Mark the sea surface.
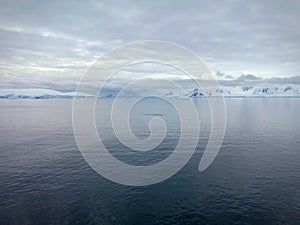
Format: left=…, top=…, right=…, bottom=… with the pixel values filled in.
left=0, top=98, right=300, bottom=225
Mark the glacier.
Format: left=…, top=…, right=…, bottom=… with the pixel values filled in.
left=183, top=85, right=300, bottom=98
left=1, top=85, right=300, bottom=99
left=0, top=89, right=94, bottom=99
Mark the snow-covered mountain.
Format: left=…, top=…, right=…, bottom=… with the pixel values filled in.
left=1, top=86, right=300, bottom=99
left=0, top=89, right=94, bottom=99
left=172, top=85, right=300, bottom=98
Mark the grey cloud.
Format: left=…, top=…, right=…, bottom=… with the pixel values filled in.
left=268, top=76, right=300, bottom=85
left=216, top=71, right=225, bottom=77
left=0, top=0, right=299, bottom=90
left=225, top=75, right=234, bottom=79
left=220, top=74, right=300, bottom=86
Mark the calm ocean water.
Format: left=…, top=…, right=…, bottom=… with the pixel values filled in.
left=0, top=98, right=300, bottom=225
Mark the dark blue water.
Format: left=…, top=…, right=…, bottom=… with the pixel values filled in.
left=0, top=98, right=300, bottom=225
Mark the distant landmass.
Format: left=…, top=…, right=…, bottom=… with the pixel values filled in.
left=0, top=89, right=94, bottom=99
left=1, top=86, right=300, bottom=99
left=187, top=85, right=300, bottom=97
left=165, top=85, right=300, bottom=98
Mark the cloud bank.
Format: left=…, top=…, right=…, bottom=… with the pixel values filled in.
left=0, top=0, right=299, bottom=92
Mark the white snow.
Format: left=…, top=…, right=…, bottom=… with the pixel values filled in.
left=1, top=86, right=300, bottom=99
left=0, top=89, right=94, bottom=99
left=168, top=85, right=300, bottom=98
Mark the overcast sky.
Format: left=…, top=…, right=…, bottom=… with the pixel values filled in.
left=0, top=0, right=299, bottom=91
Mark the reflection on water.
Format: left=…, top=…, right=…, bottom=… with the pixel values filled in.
left=0, top=98, right=300, bottom=225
